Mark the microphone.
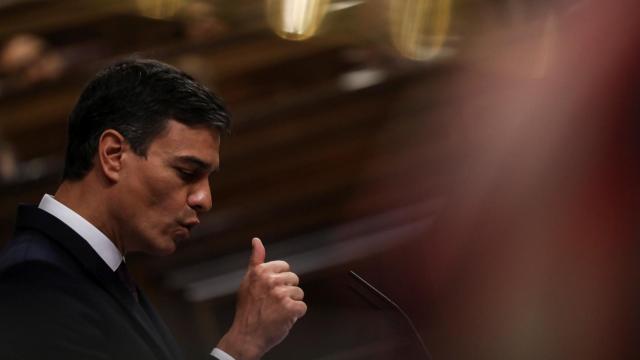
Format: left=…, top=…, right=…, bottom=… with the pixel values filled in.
left=349, top=270, right=433, bottom=360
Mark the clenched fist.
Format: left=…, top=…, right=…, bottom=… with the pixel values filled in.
left=217, top=238, right=307, bottom=360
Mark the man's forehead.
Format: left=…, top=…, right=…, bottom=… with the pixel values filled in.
left=153, top=120, right=220, bottom=148
left=149, top=120, right=221, bottom=168
left=161, top=120, right=221, bottom=140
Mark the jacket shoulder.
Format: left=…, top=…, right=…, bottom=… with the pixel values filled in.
left=0, top=228, right=78, bottom=274
left=0, top=251, right=110, bottom=359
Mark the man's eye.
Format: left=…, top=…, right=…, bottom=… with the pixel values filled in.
left=177, top=169, right=197, bottom=180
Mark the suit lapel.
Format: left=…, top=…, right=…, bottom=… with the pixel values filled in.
left=15, top=205, right=178, bottom=360
left=139, top=291, right=183, bottom=360
left=99, top=270, right=178, bottom=360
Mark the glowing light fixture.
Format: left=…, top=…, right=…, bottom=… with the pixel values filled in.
left=135, top=0, right=185, bottom=19
left=389, top=0, right=452, bottom=60
left=266, top=0, right=330, bottom=41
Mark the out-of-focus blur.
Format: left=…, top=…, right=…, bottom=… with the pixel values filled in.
left=0, top=0, right=638, bottom=359
left=266, top=0, right=330, bottom=40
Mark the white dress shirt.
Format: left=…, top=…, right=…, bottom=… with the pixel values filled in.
left=38, top=194, right=123, bottom=270
left=38, top=194, right=235, bottom=360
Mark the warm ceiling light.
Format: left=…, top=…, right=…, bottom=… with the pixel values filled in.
left=389, top=0, right=452, bottom=60
left=266, top=0, right=330, bottom=41
left=135, top=0, right=185, bottom=19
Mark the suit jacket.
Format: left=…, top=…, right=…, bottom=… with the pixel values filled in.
left=0, top=205, right=184, bottom=360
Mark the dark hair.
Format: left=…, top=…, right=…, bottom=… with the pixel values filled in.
left=62, top=58, right=231, bottom=180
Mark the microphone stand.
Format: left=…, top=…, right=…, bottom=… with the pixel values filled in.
left=349, top=270, right=433, bottom=360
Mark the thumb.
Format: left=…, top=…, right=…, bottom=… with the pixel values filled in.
left=249, top=237, right=266, bottom=267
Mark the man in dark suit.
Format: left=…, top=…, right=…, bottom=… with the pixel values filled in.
left=0, top=59, right=307, bottom=360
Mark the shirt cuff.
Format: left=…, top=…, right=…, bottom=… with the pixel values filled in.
left=210, top=347, right=236, bottom=360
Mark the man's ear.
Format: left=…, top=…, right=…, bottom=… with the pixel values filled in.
left=98, top=129, right=128, bottom=183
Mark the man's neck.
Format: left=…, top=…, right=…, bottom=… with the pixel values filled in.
left=54, top=176, right=125, bottom=254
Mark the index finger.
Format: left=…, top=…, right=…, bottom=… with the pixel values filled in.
left=259, top=260, right=291, bottom=273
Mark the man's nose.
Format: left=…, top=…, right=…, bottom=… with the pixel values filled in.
left=187, top=180, right=212, bottom=212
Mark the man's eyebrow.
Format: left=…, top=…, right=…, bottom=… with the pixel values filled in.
left=174, top=155, right=218, bottom=172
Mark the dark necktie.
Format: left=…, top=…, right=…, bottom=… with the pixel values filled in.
left=116, top=261, right=139, bottom=303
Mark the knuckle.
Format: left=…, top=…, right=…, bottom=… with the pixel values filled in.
left=271, top=286, right=286, bottom=300
left=258, top=263, right=270, bottom=274
left=266, top=273, right=277, bottom=286
left=289, top=273, right=299, bottom=285
left=297, top=301, right=308, bottom=316
left=258, top=268, right=274, bottom=282
left=277, top=260, right=290, bottom=271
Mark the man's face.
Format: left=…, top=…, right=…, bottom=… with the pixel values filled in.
left=116, top=120, right=220, bottom=255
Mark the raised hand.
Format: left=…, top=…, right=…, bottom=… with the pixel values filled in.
left=217, top=238, right=307, bottom=360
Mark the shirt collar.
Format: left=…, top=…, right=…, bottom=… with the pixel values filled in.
left=38, top=194, right=123, bottom=271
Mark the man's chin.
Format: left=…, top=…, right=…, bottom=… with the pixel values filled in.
left=153, top=243, right=177, bottom=256
left=173, top=228, right=191, bottom=246
left=142, top=230, right=189, bottom=256
left=148, top=238, right=179, bottom=256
